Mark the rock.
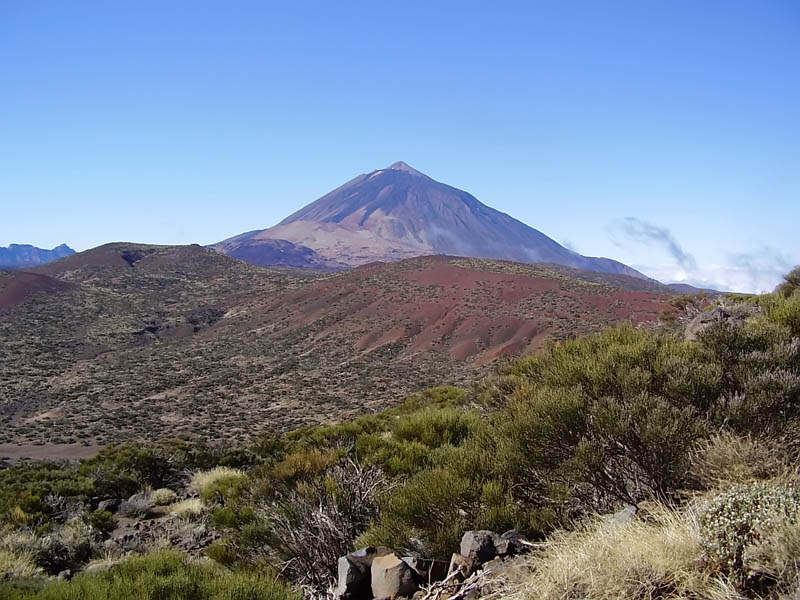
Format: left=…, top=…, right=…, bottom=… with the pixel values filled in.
left=371, top=554, right=419, bottom=600
left=495, top=530, right=527, bottom=557
left=335, top=546, right=392, bottom=600
left=118, top=493, right=154, bottom=517
left=685, top=307, right=751, bottom=340
left=447, top=552, right=473, bottom=579
left=608, top=504, right=637, bottom=526
left=84, top=560, right=119, bottom=574
left=460, top=530, right=499, bottom=564
left=57, top=569, right=71, bottom=580
left=480, top=556, right=504, bottom=572
left=402, top=556, right=448, bottom=584
left=97, top=499, right=120, bottom=513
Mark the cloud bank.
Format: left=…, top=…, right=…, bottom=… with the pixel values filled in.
left=610, top=218, right=795, bottom=294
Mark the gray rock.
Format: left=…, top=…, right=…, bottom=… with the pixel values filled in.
left=57, top=569, right=71, bottom=580
left=118, top=493, right=153, bottom=517
left=460, top=530, right=499, bottom=564
left=447, top=552, right=473, bottom=579
left=495, top=530, right=527, bottom=557
left=371, top=554, right=418, bottom=600
left=335, top=546, right=392, bottom=600
left=402, top=556, right=448, bottom=584
left=685, top=307, right=751, bottom=340
left=84, top=560, right=119, bottom=574
left=96, top=499, right=120, bottom=513
left=608, top=504, right=637, bottom=526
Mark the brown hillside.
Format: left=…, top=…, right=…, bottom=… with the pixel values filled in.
left=0, top=248, right=675, bottom=451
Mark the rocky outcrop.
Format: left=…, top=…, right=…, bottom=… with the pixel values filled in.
left=336, top=547, right=393, bottom=600
left=334, top=530, right=529, bottom=600
left=684, top=306, right=754, bottom=340
left=371, top=554, right=418, bottom=600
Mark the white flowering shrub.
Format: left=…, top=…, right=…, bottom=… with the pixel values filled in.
left=700, top=482, right=800, bottom=578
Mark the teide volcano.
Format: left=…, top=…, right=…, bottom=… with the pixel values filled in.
left=214, top=162, right=644, bottom=278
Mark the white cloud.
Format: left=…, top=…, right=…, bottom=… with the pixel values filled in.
left=610, top=218, right=796, bottom=293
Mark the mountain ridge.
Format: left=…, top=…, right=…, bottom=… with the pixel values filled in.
left=0, top=243, right=75, bottom=269
left=214, top=162, right=646, bottom=278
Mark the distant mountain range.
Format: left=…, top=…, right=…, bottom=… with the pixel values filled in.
left=213, top=162, right=646, bottom=278
left=0, top=243, right=75, bottom=270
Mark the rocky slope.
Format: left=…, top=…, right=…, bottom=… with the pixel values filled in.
left=214, top=162, right=645, bottom=277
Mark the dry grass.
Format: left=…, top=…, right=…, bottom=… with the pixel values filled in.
left=512, top=504, right=743, bottom=600
left=690, top=432, right=794, bottom=490
left=150, top=488, right=178, bottom=506
left=189, top=467, right=245, bottom=496
left=169, top=498, right=205, bottom=520
left=0, top=547, right=42, bottom=579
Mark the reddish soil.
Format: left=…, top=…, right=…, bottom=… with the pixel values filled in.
left=237, top=256, right=674, bottom=364
left=0, top=271, right=74, bottom=310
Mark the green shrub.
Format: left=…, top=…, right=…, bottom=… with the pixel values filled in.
left=87, top=510, right=115, bottom=535
left=0, top=464, right=94, bottom=525
left=79, top=445, right=168, bottom=499
left=700, top=482, right=800, bottom=581
left=0, top=550, right=300, bottom=600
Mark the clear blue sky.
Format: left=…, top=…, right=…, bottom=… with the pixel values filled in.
left=1, top=1, right=798, bottom=292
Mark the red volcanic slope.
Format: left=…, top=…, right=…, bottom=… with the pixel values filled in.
left=233, top=256, right=674, bottom=366
left=0, top=271, right=75, bottom=311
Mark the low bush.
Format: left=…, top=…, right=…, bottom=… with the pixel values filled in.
left=189, top=467, right=245, bottom=498
left=0, top=548, right=42, bottom=580
left=169, top=499, right=204, bottom=520
left=150, top=488, right=177, bottom=506
left=690, top=433, right=791, bottom=489
left=514, top=504, right=735, bottom=600
left=0, top=550, right=301, bottom=600
left=700, top=481, right=800, bottom=581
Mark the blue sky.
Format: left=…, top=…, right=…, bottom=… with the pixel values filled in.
left=1, top=1, right=798, bottom=292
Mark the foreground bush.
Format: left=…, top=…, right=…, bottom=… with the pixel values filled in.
left=513, top=504, right=737, bottom=600
left=700, top=481, right=800, bottom=581
left=0, top=550, right=300, bottom=600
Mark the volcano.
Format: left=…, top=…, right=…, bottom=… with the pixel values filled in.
left=214, top=162, right=644, bottom=278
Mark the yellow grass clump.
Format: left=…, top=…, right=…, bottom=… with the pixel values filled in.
left=169, top=498, right=205, bottom=520
left=0, top=548, right=42, bottom=579
left=189, top=467, right=245, bottom=496
left=513, top=504, right=742, bottom=600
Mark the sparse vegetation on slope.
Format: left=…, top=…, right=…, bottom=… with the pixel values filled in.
left=0, top=263, right=797, bottom=599
left=0, top=249, right=672, bottom=448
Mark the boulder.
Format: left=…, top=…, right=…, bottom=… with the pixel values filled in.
left=608, top=504, right=638, bottom=526
left=335, top=546, right=392, bottom=600
left=447, top=552, right=473, bottom=579
left=118, top=493, right=154, bottom=517
left=96, top=499, right=120, bottom=513
left=402, top=556, right=448, bottom=584
left=494, top=530, right=527, bottom=557
left=685, top=307, right=751, bottom=340
left=371, top=554, right=419, bottom=600
left=460, top=530, right=499, bottom=564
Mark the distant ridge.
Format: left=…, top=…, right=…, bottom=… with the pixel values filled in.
left=0, top=243, right=75, bottom=270
left=214, top=162, right=646, bottom=279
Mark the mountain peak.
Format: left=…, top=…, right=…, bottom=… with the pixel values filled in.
left=387, top=161, right=423, bottom=176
